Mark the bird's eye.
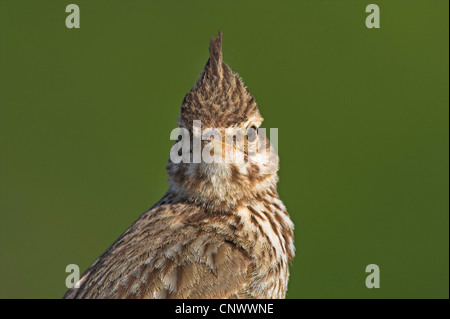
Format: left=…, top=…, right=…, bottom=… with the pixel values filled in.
left=247, top=126, right=258, bottom=143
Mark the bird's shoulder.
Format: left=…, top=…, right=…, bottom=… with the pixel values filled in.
left=64, top=201, right=255, bottom=298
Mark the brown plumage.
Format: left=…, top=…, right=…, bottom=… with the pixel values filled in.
left=63, top=31, right=294, bottom=299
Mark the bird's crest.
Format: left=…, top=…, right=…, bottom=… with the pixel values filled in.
left=179, top=30, right=262, bottom=130
left=209, top=30, right=223, bottom=77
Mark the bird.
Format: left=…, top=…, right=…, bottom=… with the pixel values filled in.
left=63, top=30, right=294, bottom=299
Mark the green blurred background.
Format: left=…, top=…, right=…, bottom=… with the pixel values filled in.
left=0, top=0, right=448, bottom=299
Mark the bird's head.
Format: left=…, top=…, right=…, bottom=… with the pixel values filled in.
left=166, top=31, right=279, bottom=209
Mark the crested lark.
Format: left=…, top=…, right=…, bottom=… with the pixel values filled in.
left=64, top=31, right=294, bottom=299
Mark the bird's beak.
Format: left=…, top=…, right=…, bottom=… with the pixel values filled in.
left=209, top=137, right=238, bottom=159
